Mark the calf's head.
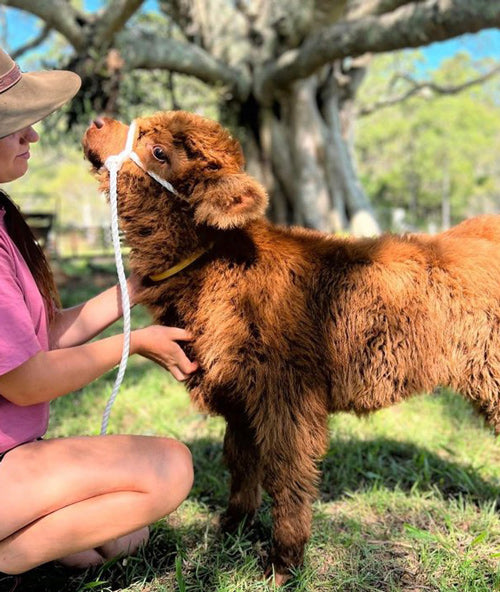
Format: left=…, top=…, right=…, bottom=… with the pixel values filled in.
left=82, top=110, right=268, bottom=230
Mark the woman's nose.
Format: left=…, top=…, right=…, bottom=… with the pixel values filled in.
left=20, top=126, right=39, bottom=143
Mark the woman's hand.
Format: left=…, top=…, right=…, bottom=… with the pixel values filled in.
left=131, top=326, right=199, bottom=382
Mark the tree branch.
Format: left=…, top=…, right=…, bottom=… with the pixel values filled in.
left=158, top=0, right=190, bottom=33
left=313, top=0, right=349, bottom=27
left=11, top=23, right=51, bottom=59
left=258, top=0, right=500, bottom=100
left=93, top=0, right=145, bottom=47
left=121, top=30, right=250, bottom=99
left=359, top=63, right=500, bottom=115
left=0, top=0, right=86, bottom=50
left=346, top=0, right=418, bottom=20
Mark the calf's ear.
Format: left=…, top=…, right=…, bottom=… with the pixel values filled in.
left=191, top=173, right=268, bottom=229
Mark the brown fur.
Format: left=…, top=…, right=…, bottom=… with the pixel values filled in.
left=83, top=111, right=500, bottom=582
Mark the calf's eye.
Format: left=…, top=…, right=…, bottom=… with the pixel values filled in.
left=152, top=146, right=168, bottom=163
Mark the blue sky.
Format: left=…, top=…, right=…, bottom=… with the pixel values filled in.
left=421, top=28, right=500, bottom=69
left=3, top=3, right=500, bottom=73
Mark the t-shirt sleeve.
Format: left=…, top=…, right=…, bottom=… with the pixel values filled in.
left=0, top=241, right=42, bottom=375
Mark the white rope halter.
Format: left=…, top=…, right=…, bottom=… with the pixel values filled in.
left=100, top=120, right=177, bottom=435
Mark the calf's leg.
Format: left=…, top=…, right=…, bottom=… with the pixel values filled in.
left=220, top=418, right=262, bottom=532
left=261, top=409, right=329, bottom=583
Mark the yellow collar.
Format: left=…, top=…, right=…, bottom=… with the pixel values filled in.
left=149, top=244, right=213, bottom=282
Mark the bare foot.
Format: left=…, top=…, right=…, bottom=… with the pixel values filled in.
left=97, top=526, right=150, bottom=559
left=58, top=549, right=105, bottom=569
left=58, top=527, right=149, bottom=569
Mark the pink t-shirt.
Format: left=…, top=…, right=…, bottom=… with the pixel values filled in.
left=0, top=208, right=50, bottom=453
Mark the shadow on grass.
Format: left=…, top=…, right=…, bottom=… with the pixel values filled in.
left=319, top=437, right=500, bottom=503
left=188, top=435, right=500, bottom=507
left=2, top=437, right=500, bottom=592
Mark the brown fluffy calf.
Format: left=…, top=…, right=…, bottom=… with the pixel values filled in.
left=83, top=111, right=500, bottom=584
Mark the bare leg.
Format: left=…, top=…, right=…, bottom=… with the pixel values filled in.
left=0, top=435, right=193, bottom=575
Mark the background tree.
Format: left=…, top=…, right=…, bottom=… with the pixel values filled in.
left=356, top=51, right=500, bottom=231
left=1, top=0, right=499, bottom=234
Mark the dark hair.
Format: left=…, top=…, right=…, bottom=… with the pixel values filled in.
left=0, top=190, right=60, bottom=317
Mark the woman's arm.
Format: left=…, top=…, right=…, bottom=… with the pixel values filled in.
left=0, top=325, right=198, bottom=406
left=49, top=277, right=139, bottom=349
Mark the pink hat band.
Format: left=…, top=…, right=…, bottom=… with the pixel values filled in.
left=0, top=47, right=81, bottom=137
left=0, top=63, right=21, bottom=93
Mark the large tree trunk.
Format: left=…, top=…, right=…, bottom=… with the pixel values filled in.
left=232, top=69, right=380, bottom=235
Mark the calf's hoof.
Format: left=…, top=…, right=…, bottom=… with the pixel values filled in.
left=264, top=565, right=291, bottom=587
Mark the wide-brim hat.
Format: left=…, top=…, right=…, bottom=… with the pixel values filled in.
left=0, top=47, right=81, bottom=138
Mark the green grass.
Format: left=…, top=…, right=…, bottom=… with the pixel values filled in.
left=2, top=267, right=500, bottom=592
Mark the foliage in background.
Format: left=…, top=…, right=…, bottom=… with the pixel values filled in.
left=356, top=51, right=500, bottom=231
left=4, top=140, right=108, bottom=232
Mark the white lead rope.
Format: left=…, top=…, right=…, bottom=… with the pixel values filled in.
left=100, top=121, right=137, bottom=435
left=100, top=121, right=179, bottom=435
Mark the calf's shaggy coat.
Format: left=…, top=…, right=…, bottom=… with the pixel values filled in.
left=83, top=111, right=500, bottom=583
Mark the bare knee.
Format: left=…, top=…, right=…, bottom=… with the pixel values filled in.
left=170, top=440, right=194, bottom=504
left=165, top=439, right=194, bottom=498
left=149, top=438, right=194, bottom=515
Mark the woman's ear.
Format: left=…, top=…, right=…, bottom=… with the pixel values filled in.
left=191, top=173, right=268, bottom=229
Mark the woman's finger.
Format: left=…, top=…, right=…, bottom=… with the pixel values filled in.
left=170, top=366, right=189, bottom=382
left=161, top=327, right=195, bottom=342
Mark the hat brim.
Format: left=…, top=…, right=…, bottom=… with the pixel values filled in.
left=0, top=69, right=81, bottom=138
